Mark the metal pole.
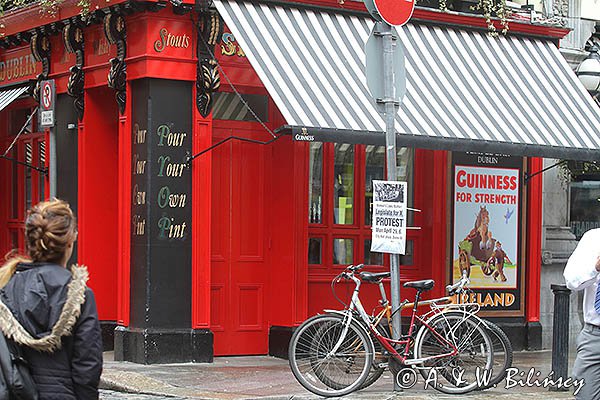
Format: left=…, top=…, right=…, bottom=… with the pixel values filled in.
left=49, top=127, right=56, bottom=197
left=550, top=284, right=571, bottom=391
left=382, top=21, right=402, bottom=364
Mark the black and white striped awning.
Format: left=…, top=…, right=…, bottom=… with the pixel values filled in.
left=0, top=86, right=28, bottom=113
left=213, top=0, right=600, bottom=161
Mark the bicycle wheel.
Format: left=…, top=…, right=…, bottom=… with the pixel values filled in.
left=309, top=313, right=384, bottom=390
left=414, top=312, right=492, bottom=394
left=478, top=320, right=513, bottom=390
left=288, top=314, right=373, bottom=397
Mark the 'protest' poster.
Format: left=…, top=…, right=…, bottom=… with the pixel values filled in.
left=371, top=180, right=407, bottom=254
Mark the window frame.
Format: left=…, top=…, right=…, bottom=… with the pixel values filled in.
left=308, top=142, right=420, bottom=276
left=2, top=102, right=46, bottom=255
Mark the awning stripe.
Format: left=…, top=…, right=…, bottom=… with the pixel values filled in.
left=535, top=41, right=600, bottom=147
left=442, top=29, right=519, bottom=143
left=0, top=86, right=27, bottom=113
left=503, top=38, right=577, bottom=148
left=214, top=0, right=600, bottom=160
left=522, top=40, right=587, bottom=147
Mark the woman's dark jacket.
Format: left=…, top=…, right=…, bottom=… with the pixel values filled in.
left=0, top=263, right=103, bottom=399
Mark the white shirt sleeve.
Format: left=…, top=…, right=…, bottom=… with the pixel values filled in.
left=564, top=229, right=600, bottom=291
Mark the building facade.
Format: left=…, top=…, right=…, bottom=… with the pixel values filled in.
left=1, top=0, right=599, bottom=363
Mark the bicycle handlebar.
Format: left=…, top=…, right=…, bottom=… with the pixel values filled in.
left=446, top=270, right=469, bottom=295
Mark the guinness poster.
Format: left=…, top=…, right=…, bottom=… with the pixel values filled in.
left=451, top=152, right=524, bottom=314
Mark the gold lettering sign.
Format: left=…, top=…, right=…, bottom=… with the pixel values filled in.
left=154, top=28, right=190, bottom=53
left=0, top=54, right=38, bottom=83
left=221, top=33, right=245, bottom=57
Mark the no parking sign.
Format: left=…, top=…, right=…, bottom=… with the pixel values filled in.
left=39, top=79, right=55, bottom=128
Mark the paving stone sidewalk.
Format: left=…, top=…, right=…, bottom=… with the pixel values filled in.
left=100, top=350, right=577, bottom=399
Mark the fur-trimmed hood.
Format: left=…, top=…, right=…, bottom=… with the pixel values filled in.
left=0, top=263, right=88, bottom=353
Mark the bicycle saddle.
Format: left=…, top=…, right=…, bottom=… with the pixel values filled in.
left=403, top=279, right=435, bottom=291
left=359, top=271, right=390, bottom=283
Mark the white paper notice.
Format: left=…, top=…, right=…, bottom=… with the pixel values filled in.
left=371, top=180, right=407, bottom=255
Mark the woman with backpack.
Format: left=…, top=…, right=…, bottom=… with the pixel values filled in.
left=0, top=198, right=102, bottom=399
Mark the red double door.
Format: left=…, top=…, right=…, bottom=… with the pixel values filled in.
left=210, top=125, right=271, bottom=356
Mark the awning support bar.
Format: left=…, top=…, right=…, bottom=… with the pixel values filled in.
left=524, top=160, right=567, bottom=184
left=187, top=134, right=285, bottom=164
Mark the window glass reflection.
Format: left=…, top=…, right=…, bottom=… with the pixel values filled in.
left=334, top=144, right=354, bottom=225
left=333, top=238, right=354, bottom=265
left=570, top=180, right=600, bottom=240
left=308, top=238, right=322, bottom=264
left=364, top=239, right=384, bottom=266
left=365, top=145, right=385, bottom=226
left=309, top=143, right=323, bottom=224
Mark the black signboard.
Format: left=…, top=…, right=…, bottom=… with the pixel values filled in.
left=130, top=79, right=192, bottom=328
left=450, top=152, right=524, bottom=315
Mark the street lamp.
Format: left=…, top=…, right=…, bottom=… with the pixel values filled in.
left=577, top=45, right=600, bottom=98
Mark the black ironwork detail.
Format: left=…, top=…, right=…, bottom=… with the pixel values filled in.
left=64, top=22, right=85, bottom=120
left=30, top=30, right=51, bottom=104
left=196, top=11, right=223, bottom=117
left=104, top=11, right=127, bottom=114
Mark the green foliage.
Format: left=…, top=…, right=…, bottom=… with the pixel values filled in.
left=558, top=160, right=600, bottom=184
left=0, top=0, right=31, bottom=15
left=472, top=0, right=509, bottom=35
left=0, top=0, right=90, bottom=18
left=418, top=0, right=510, bottom=35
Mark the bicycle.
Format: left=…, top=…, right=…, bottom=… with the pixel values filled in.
left=288, top=264, right=493, bottom=397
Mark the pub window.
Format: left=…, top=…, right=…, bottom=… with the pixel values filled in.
left=25, top=142, right=32, bottom=212
left=9, top=230, right=19, bottom=251
left=9, top=107, right=34, bottom=135
left=364, top=239, right=383, bottom=266
left=308, top=143, right=415, bottom=272
left=365, top=145, right=384, bottom=226
left=2, top=104, right=46, bottom=255
left=400, top=240, right=414, bottom=266
left=10, top=146, right=18, bottom=219
left=570, top=177, right=600, bottom=240
left=308, top=237, right=323, bottom=265
left=212, top=92, right=269, bottom=122
left=333, top=238, right=354, bottom=265
left=38, top=141, right=46, bottom=198
left=308, top=143, right=323, bottom=224
left=333, top=143, right=355, bottom=225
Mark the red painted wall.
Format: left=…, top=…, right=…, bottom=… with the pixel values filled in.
left=79, top=86, right=119, bottom=321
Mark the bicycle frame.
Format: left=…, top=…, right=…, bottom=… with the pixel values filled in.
left=325, top=275, right=458, bottom=365
left=327, top=273, right=483, bottom=368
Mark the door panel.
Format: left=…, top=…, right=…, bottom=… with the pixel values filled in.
left=211, top=126, right=269, bottom=355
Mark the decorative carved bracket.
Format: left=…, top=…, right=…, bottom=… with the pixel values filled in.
left=29, top=30, right=51, bottom=104
left=196, top=11, right=223, bottom=118
left=104, top=11, right=127, bottom=115
left=63, top=21, right=85, bottom=121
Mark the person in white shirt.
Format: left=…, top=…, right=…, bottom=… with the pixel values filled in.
left=564, top=228, right=600, bottom=400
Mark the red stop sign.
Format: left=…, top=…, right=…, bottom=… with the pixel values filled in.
left=374, top=0, right=415, bottom=26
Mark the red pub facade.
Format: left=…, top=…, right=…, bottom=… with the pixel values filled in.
left=1, top=0, right=599, bottom=363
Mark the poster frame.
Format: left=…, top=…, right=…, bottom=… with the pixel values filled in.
left=446, top=152, right=527, bottom=318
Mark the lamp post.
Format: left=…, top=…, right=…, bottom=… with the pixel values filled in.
left=577, top=44, right=600, bottom=99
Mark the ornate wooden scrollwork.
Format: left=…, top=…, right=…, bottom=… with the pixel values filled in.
left=104, top=11, right=127, bottom=114
left=30, top=30, right=51, bottom=104
left=63, top=22, right=85, bottom=120
left=196, top=11, right=223, bottom=117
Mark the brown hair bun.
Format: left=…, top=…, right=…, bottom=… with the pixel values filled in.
left=25, top=198, right=77, bottom=263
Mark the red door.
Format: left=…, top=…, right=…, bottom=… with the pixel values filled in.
left=211, top=125, right=269, bottom=355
